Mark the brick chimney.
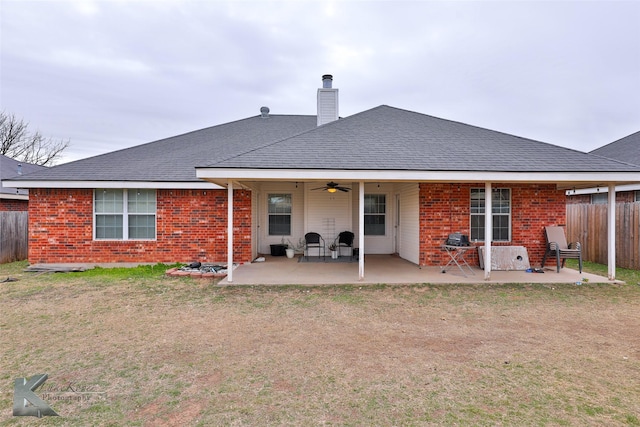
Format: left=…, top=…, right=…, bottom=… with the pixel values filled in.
left=317, top=74, right=339, bottom=126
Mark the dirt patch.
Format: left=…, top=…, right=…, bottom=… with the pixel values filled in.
left=1, top=275, right=639, bottom=425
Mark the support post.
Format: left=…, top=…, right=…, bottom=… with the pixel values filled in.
left=359, top=181, right=365, bottom=280
left=227, top=180, right=233, bottom=283
left=484, top=182, right=492, bottom=280
left=608, top=183, right=616, bottom=281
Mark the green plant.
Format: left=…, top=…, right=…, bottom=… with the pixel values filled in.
left=284, top=237, right=305, bottom=251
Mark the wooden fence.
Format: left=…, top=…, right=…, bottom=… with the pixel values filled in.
left=567, top=202, right=640, bottom=269
left=0, top=211, right=28, bottom=264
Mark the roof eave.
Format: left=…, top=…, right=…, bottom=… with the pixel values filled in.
left=2, top=180, right=224, bottom=190
left=0, top=193, right=29, bottom=200
left=196, top=168, right=640, bottom=190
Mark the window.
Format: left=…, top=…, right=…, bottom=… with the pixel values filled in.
left=268, top=193, right=291, bottom=235
left=591, top=193, right=608, bottom=204
left=94, top=189, right=156, bottom=240
left=470, top=188, right=510, bottom=242
left=364, top=194, right=386, bottom=236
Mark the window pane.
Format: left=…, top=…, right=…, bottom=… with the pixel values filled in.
left=129, top=215, right=155, bottom=239
left=493, top=189, right=510, bottom=213
left=364, top=194, right=385, bottom=214
left=470, top=214, right=484, bottom=241
left=268, top=194, right=292, bottom=235
left=364, top=194, right=386, bottom=235
left=269, top=215, right=291, bottom=235
left=96, top=215, right=123, bottom=239
left=364, top=215, right=385, bottom=235
left=470, top=188, right=510, bottom=242
left=591, top=193, right=607, bottom=204
left=493, top=214, right=510, bottom=241
left=268, top=194, right=292, bottom=214
left=470, top=189, right=485, bottom=214
left=95, top=189, right=123, bottom=214
left=128, top=189, right=156, bottom=213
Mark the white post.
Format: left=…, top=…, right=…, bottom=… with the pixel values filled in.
left=227, top=180, right=233, bottom=283
left=607, top=183, right=616, bottom=280
left=484, top=182, right=492, bottom=280
left=359, top=181, right=365, bottom=280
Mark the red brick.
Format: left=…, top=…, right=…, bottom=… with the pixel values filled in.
left=419, top=183, right=565, bottom=268
left=28, top=188, right=252, bottom=264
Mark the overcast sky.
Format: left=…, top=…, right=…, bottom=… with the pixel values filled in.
left=1, top=0, right=639, bottom=164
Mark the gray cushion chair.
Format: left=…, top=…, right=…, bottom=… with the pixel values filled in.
left=541, top=226, right=582, bottom=273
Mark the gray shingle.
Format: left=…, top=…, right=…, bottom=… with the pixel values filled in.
left=209, top=106, right=640, bottom=172
left=0, top=155, right=47, bottom=195
left=10, top=106, right=640, bottom=184
left=12, top=115, right=317, bottom=182
left=591, top=131, right=640, bottom=166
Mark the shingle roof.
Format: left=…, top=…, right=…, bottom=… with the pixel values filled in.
left=206, top=106, right=640, bottom=172
left=9, top=106, right=640, bottom=185
left=590, top=131, right=640, bottom=166
left=12, top=115, right=317, bottom=182
left=0, top=155, right=46, bottom=195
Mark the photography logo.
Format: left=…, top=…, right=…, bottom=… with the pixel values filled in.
left=13, top=373, right=58, bottom=417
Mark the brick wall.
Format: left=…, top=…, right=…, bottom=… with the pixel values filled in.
left=0, top=198, right=28, bottom=211
left=28, top=188, right=252, bottom=264
left=419, top=183, right=566, bottom=268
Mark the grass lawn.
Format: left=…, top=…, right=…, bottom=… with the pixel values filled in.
left=0, top=260, right=639, bottom=426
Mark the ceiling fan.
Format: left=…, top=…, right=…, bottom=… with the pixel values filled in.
left=312, top=181, right=351, bottom=193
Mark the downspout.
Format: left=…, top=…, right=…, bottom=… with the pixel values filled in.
left=607, top=183, right=616, bottom=280
left=227, top=179, right=233, bottom=283
left=484, top=182, right=492, bottom=280
left=359, top=181, right=365, bottom=280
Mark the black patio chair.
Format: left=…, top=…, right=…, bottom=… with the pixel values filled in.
left=333, top=231, right=355, bottom=259
left=304, top=232, right=325, bottom=261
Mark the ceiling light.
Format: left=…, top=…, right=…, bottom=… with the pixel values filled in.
left=327, top=187, right=337, bottom=193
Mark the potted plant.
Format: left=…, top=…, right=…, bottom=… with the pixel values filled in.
left=285, top=247, right=294, bottom=258
left=329, top=243, right=338, bottom=259
left=285, top=237, right=305, bottom=259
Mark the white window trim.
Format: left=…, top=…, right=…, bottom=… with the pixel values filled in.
left=267, top=192, right=292, bottom=237
left=94, top=189, right=157, bottom=241
left=364, top=193, right=387, bottom=237
left=470, top=188, right=511, bottom=242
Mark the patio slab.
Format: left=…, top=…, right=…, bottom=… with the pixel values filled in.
left=219, top=254, right=612, bottom=286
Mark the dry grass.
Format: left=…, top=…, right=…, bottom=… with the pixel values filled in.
left=0, top=261, right=639, bottom=426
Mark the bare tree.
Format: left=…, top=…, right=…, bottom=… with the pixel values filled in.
left=0, top=111, right=70, bottom=166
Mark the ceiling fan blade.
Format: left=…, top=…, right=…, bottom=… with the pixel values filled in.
left=337, top=187, right=350, bottom=192
left=311, top=186, right=327, bottom=191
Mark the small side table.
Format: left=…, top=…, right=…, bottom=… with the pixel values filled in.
left=441, top=245, right=475, bottom=277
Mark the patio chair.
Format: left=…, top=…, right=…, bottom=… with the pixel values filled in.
left=541, top=226, right=582, bottom=273
left=333, top=231, right=355, bottom=258
left=304, top=232, right=325, bottom=260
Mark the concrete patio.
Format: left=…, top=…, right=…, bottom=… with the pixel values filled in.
left=219, top=254, right=611, bottom=286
